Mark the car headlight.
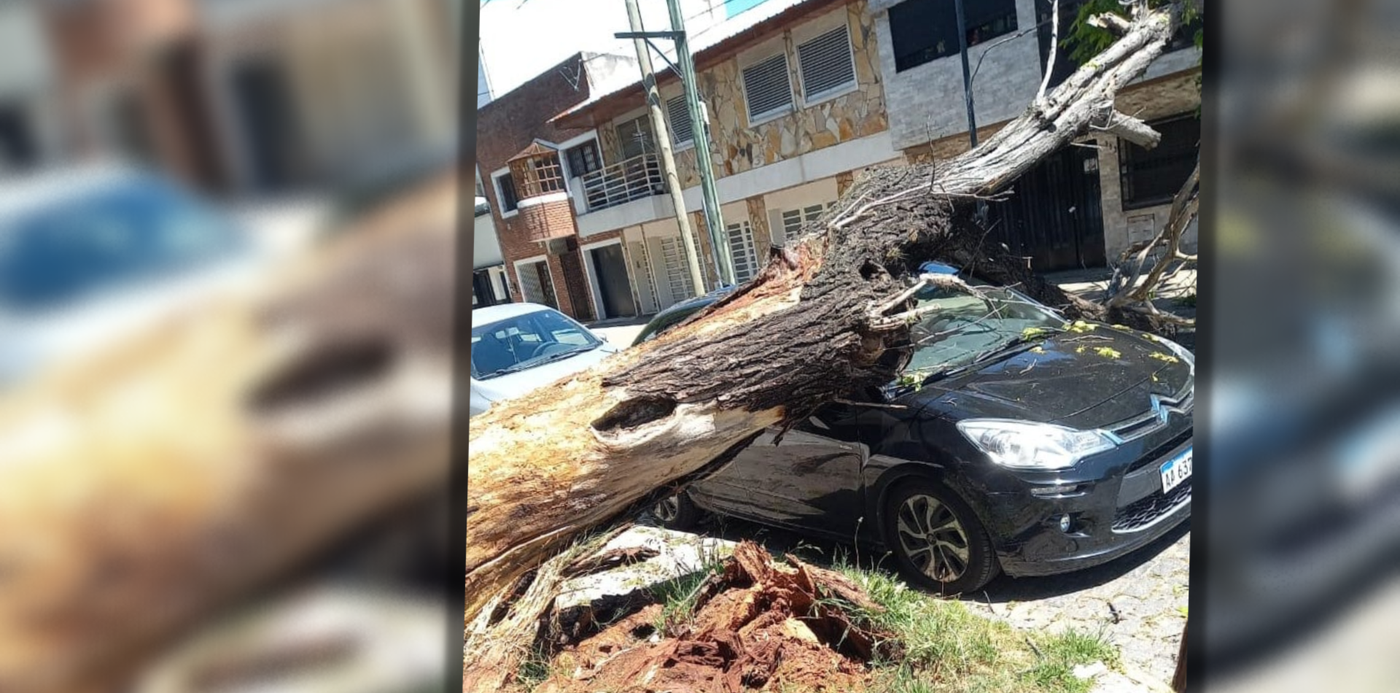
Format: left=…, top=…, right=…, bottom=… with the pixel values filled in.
left=957, top=419, right=1118, bottom=470
left=1156, top=335, right=1195, bottom=375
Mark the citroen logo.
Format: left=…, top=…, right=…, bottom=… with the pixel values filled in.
left=1150, top=393, right=1190, bottom=423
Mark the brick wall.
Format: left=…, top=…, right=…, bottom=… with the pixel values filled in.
left=40, top=0, right=211, bottom=186
left=476, top=52, right=601, bottom=321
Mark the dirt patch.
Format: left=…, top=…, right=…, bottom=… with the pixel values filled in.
left=528, top=542, right=893, bottom=693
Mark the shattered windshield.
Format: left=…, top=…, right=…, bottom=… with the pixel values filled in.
left=898, top=285, right=1067, bottom=385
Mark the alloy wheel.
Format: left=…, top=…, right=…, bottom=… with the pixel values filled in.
left=654, top=496, right=680, bottom=523
left=895, top=493, right=971, bottom=582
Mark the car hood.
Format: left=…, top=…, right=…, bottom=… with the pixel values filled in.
left=472, top=344, right=619, bottom=406
left=917, top=325, right=1193, bottom=429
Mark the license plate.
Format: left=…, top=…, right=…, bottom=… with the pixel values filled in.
left=1160, top=448, right=1193, bottom=493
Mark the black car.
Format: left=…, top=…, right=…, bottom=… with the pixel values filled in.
left=640, top=267, right=1194, bottom=594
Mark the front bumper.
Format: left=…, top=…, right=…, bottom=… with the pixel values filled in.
left=989, top=430, right=1194, bottom=578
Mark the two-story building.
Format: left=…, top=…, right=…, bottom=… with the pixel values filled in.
left=478, top=0, right=901, bottom=322
left=871, top=0, right=1202, bottom=266
left=479, top=0, right=1201, bottom=323
left=474, top=50, right=642, bottom=321
left=552, top=0, right=900, bottom=320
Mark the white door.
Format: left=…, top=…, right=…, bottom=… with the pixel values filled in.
left=725, top=221, right=760, bottom=284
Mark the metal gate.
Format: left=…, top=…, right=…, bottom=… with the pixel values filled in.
left=518, top=260, right=556, bottom=308
left=986, top=144, right=1106, bottom=272
left=658, top=237, right=695, bottom=307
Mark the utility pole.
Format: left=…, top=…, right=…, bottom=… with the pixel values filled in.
left=624, top=0, right=707, bottom=298
left=953, top=0, right=989, bottom=226
left=666, top=0, right=732, bottom=288
left=954, top=0, right=978, bottom=148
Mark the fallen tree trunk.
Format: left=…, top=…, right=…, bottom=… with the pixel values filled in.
left=0, top=175, right=459, bottom=693
left=465, top=4, right=1180, bottom=686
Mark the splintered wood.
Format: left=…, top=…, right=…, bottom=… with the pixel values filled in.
left=517, top=542, right=894, bottom=693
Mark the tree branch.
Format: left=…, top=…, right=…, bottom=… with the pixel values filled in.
left=1036, top=0, right=1061, bottom=105
left=1088, top=12, right=1132, bottom=35
left=1093, top=105, right=1161, bottom=149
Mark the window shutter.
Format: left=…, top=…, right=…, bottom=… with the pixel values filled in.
left=797, top=26, right=856, bottom=101
left=725, top=221, right=760, bottom=283
left=776, top=203, right=833, bottom=246
left=666, top=96, right=694, bottom=145
left=778, top=210, right=801, bottom=246
left=741, top=54, right=794, bottom=123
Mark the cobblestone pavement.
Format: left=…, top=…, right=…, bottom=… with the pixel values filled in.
left=969, top=523, right=1191, bottom=691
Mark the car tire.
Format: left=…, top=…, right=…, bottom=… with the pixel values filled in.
left=882, top=479, right=1000, bottom=595
left=651, top=491, right=701, bottom=531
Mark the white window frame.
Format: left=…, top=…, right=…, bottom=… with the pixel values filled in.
left=775, top=201, right=834, bottom=247
left=512, top=254, right=558, bottom=307
left=737, top=38, right=795, bottom=127
left=491, top=167, right=519, bottom=218
left=580, top=238, right=625, bottom=320
left=556, top=131, right=602, bottom=183
left=724, top=220, right=761, bottom=284
left=792, top=16, right=860, bottom=108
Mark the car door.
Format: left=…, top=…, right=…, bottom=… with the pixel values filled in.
left=689, top=401, right=868, bottom=540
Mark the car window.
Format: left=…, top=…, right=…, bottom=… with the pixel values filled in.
left=0, top=179, right=244, bottom=313
left=471, top=309, right=601, bottom=379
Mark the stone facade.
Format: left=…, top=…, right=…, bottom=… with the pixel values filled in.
left=1096, top=70, right=1202, bottom=261
left=599, top=0, right=887, bottom=188
left=746, top=196, right=774, bottom=260
left=903, top=123, right=1011, bottom=165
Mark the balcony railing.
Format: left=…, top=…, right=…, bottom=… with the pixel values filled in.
left=580, top=153, right=667, bottom=213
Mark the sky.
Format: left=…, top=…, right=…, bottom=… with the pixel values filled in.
left=477, top=0, right=776, bottom=102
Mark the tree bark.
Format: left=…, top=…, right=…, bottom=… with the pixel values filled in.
left=465, top=5, right=1180, bottom=687
left=0, top=175, right=460, bottom=693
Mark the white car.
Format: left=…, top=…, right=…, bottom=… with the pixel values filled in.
left=0, top=165, right=278, bottom=391
left=469, top=303, right=619, bottom=417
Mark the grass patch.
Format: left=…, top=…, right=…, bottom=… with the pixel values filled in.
left=646, top=540, right=729, bottom=636
left=1023, top=628, right=1120, bottom=693
left=514, top=646, right=554, bottom=692
left=834, top=559, right=1119, bottom=693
